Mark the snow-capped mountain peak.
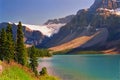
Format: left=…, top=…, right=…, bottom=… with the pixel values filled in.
left=15, top=23, right=66, bottom=37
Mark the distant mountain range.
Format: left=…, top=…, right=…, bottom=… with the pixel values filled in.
left=0, top=15, right=74, bottom=46
left=1, top=0, right=120, bottom=54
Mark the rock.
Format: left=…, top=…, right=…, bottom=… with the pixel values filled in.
left=89, top=0, right=120, bottom=12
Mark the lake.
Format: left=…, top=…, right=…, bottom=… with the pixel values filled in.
left=38, top=55, right=120, bottom=80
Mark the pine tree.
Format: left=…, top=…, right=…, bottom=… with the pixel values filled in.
left=29, top=46, right=38, bottom=76
left=0, top=28, right=7, bottom=61
left=0, top=30, right=1, bottom=60
left=16, top=22, right=27, bottom=66
left=5, top=23, right=14, bottom=63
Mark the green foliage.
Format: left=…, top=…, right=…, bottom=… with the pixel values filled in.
left=0, top=22, right=59, bottom=80
left=39, top=75, right=59, bottom=80
left=39, top=67, right=59, bottom=80
left=36, top=49, right=52, bottom=57
left=0, top=28, right=7, bottom=61
left=5, top=23, right=15, bottom=63
left=53, top=49, right=72, bottom=55
left=39, top=67, right=47, bottom=76
left=0, top=24, right=15, bottom=63
left=75, top=51, right=104, bottom=54
left=0, top=65, right=36, bottom=80
left=28, top=48, right=52, bottom=57
left=29, top=46, right=38, bottom=76
left=16, top=22, right=28, bottom=66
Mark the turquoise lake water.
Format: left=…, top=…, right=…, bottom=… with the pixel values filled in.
left=38, top=55, right=120, bottom=80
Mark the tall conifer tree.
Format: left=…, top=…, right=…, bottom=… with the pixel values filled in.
left=0, top=28, right=7, bottom=61
left=0, top=30, right=2, bottom=60
left=16, top=22, right=27, bottom=65
left=29, top=46, right=38, bottom=76
left=5, top=23, right=14, bottom=63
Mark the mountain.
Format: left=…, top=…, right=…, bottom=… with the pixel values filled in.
left=41, top=0, right=120, bottom=54
left=0, top=15, right=74, bottom=46
left=89, top=0, right=120, bottom=12
left=0, top=22, right=45, bottom=46
left=20, top=23, right=66, bottom=37
left=44, top=15, right=75, bottom=25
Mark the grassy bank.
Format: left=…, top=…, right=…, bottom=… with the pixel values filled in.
left=39, top=75, right=59, bottom=80
left=0, top=62, right=37, bottom=80
left=53, top=49, right=104, bottom=55
left=75, top=51, right=104, bottom=54
left=0, top=62, right=59, bottom=80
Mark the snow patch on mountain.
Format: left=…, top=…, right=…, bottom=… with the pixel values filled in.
left=98, top=8, right=120, bottom=15
left=15, top=23, right=66, bottom=37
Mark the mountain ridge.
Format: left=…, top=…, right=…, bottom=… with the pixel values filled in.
left=0, top=15, right=74, bottom=46
left=40, top=0, right=120, bottom=54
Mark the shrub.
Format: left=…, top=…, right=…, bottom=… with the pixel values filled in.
left=39, top=67, right=47, bottom=76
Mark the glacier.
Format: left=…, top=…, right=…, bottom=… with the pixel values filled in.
left=15, top=23, right=66, bottom=37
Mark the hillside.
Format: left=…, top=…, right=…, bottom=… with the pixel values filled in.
left=0, top=62, right=59, bottom=80
left=0, top=62, right=37, bottom=80
left=49, top=31, right=100, bottom=52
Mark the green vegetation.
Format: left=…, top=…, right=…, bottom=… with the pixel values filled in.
left=0, top=65, right=36, bottom=80
left=28, top=47, right=52, bottom=57
left=0, top=22, right=59, bottom=80
left=39, top=75, right=59, bottom=80
left=75, top=51, right=104, bottom=54
left=53, top=49, right=103, bottom=55
left=39, top=67, right=59, bottom=80
left=39, top=67, right=47, bottom=76
left=5, top=23, right=15, bottom=63
left=0, top=62, right=59, bottom=80
left=53, top=49, right=72, bottom=55
left=16, top=22, right=28, bottom=66
left=0, top=28, right=7, bottom=61
left=29, top=46, right=38, bottom=76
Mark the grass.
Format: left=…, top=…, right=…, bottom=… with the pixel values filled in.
left=0, top=62, right=59, bottom=80
left=75, top=51, right=104, bottom=54
left=0, top=62, right=37, bottom=80
left=39, top=75, right=60, bottom=80
left=53, top=49, right=72, bottom=55
left=53, top=49, right=104, bottom=55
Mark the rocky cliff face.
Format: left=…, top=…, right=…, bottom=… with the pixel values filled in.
left=89, top=0, right=120, bottom=12
left=40, top=0, right=120, bottom=54
left=44, top=15, right=75, bottom=25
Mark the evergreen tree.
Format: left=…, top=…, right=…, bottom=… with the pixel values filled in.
left=0, top=28, right=7, bottom=61
left=29, top=46, right=38, bottom=76
left=16, top=22, right=27, bottom=66
left=5, top=23, right=14, bottom=63
left=0, top=30, right=1, bottom=60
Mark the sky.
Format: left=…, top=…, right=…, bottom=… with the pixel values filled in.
left=0, top=0, right=94, bottom=25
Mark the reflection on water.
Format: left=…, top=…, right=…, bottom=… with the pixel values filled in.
left=38, top=55, right=120, bottom=80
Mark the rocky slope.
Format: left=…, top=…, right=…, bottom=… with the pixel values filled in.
left=89, top=0, right=120, bottom=12
left=40, top=0, right=120, bottom=54
left=44, top=15, right=75, bottom=25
